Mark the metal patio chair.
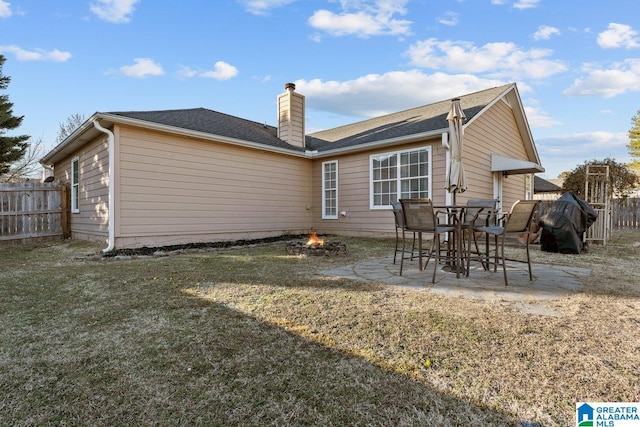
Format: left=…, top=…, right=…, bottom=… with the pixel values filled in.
left=399, top=198, right=456, bottom=283
left=461, top=199, right=499, bottom=275
left=474, top=200, right=540, bottom=286
left=391, top=201, right=416, bottom=264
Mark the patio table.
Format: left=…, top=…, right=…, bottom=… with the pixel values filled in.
left=433, top=204, right=467, bottom=278
left=433, top=204, right=498, bottom=278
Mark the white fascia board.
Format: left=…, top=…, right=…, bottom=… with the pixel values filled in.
left=41, top=112, right=446, bottom=164
left=40, top=112, right=102, bottom=165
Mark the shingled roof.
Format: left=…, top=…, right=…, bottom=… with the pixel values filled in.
left=108, top=108, right=303, bottom=152
left=534, top=175, right=563, bottom=193
left=108, top=84, right=512, bottom=153
left=306, top=84, right=512, bottom=151
left=42, top=82, right=523, bottom=166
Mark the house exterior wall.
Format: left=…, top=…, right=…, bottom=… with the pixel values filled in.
left=114, top=126, right=313, bottom=248
left=461, top=98, right=527, bottom=209
left=49, top=89, right=536, bottom=249
left=309, top=99, right=530, bottom=237
left=53, top=135, right=109, bottom=243
left=310, top=137, right=446, bottom=237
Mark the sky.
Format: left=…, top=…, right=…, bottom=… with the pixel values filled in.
left=2, top=0, right=640, bottom=179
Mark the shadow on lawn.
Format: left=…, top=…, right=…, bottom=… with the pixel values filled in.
left=175, top=298, right=531, bottom=426
left=4, top=236, right=638, bottom=426
left=1, top=266, right=528, bottom=426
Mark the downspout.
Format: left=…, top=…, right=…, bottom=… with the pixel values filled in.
left=93, top=120, right=115, bottom=253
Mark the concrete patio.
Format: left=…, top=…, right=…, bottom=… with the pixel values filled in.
left=318, top=257, right=590, bottom=316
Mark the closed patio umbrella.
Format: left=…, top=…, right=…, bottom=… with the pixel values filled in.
left=445, top=98, right=467, bottom=204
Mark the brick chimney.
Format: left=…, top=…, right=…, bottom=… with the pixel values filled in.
left=277, top=82, right=305, bottom=148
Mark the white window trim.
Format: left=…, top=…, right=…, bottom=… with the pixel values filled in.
left=322, top=160, right=338, bottom=219
left=71, top=157, right=80, bottom=214
left=369, top=147, right=432, bottom=209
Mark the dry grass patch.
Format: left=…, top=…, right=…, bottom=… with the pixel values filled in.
left=1, top=232, right=639, bottom=426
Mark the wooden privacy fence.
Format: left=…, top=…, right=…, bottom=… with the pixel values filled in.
left=538, top=197, right=640, bottom=232
left=612, top=197, right=640, bottom=228
left=0, top=182, right=69, bottom=243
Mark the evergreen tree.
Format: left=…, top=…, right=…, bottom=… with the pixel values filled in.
left=0, top=54, right=30, bottom=176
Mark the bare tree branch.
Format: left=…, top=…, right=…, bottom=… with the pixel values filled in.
left=56, top=113, right=85, bottom=144
left=1, top=137, right=45, bottom=182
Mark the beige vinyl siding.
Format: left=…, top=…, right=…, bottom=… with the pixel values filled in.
left=460, top=99, right=528, bottom=207
left=431, top=143, right=449, bottom=203
left=311, top=138, right=441, bottom=237
left=115, top=126, right=312, bottom=248
left=310, top=99, right=532, bottom=238
left=53, top=136, right=109, bottom=243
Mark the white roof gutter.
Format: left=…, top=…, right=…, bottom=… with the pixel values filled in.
left=306, top=129, right=445, bottom=158
left=93, top=114, right=445, bottom=159
left=97, top=113, right=312, bottom=158
left=93, top=120, right=115, bottom=253
left=43, top=113, right=447, bottom=165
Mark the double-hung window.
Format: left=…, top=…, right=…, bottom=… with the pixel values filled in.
left=322, top=160, right=338, bottom=219
left=370, top=147, right=431, bottom=208
left=71, top=157, right=80, bottom=213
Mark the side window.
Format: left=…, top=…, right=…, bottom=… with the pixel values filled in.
left=71, top=157, right=79, bottom=213
left=370, top=147, right=431, bottom=208
left=322, top=161, right=338, bottom=219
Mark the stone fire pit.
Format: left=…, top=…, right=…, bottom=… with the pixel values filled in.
left=285, top=232, right=347, bottom=256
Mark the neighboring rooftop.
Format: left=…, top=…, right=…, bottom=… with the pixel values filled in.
left=534, top=175, right=563, bottom=193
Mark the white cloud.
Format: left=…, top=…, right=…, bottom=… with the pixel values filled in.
left=438, top=11, right=459, bottom=27
left=597, top=23, right=640, bottom=49
left=90, top=0, right=139, bottom=23
left=0, top=45, right=72, bottom=62
left=537, top=131, right=631, bottom=177
left=200, top=61, right=239, bottom=80
left=0, top=0, right=11, bottom=18
left=177, top=61, right=239, bottom=81
left=308, top=0, right=412, bottom=37
left=491, top=0, right=540, bottom=9
left=406, top=38, right=567, bottom=80
left=177, top=65, right=198, bottom=78
left=523, top=104, right=561, bottom=128
left=253, top=74, right=272, bottom=83
left=533, top=25, right=561, bottom=41
left=513, top=0, right=540, bottom=9
left=294, top=70, right=505, bottom=118
left=309, top=32, right=324, bottom=43
left=563, top=59, right=640, bottom=97
left=238, top=0, right=298, bottom=15
left=119, top=58, right=164, bottom=78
